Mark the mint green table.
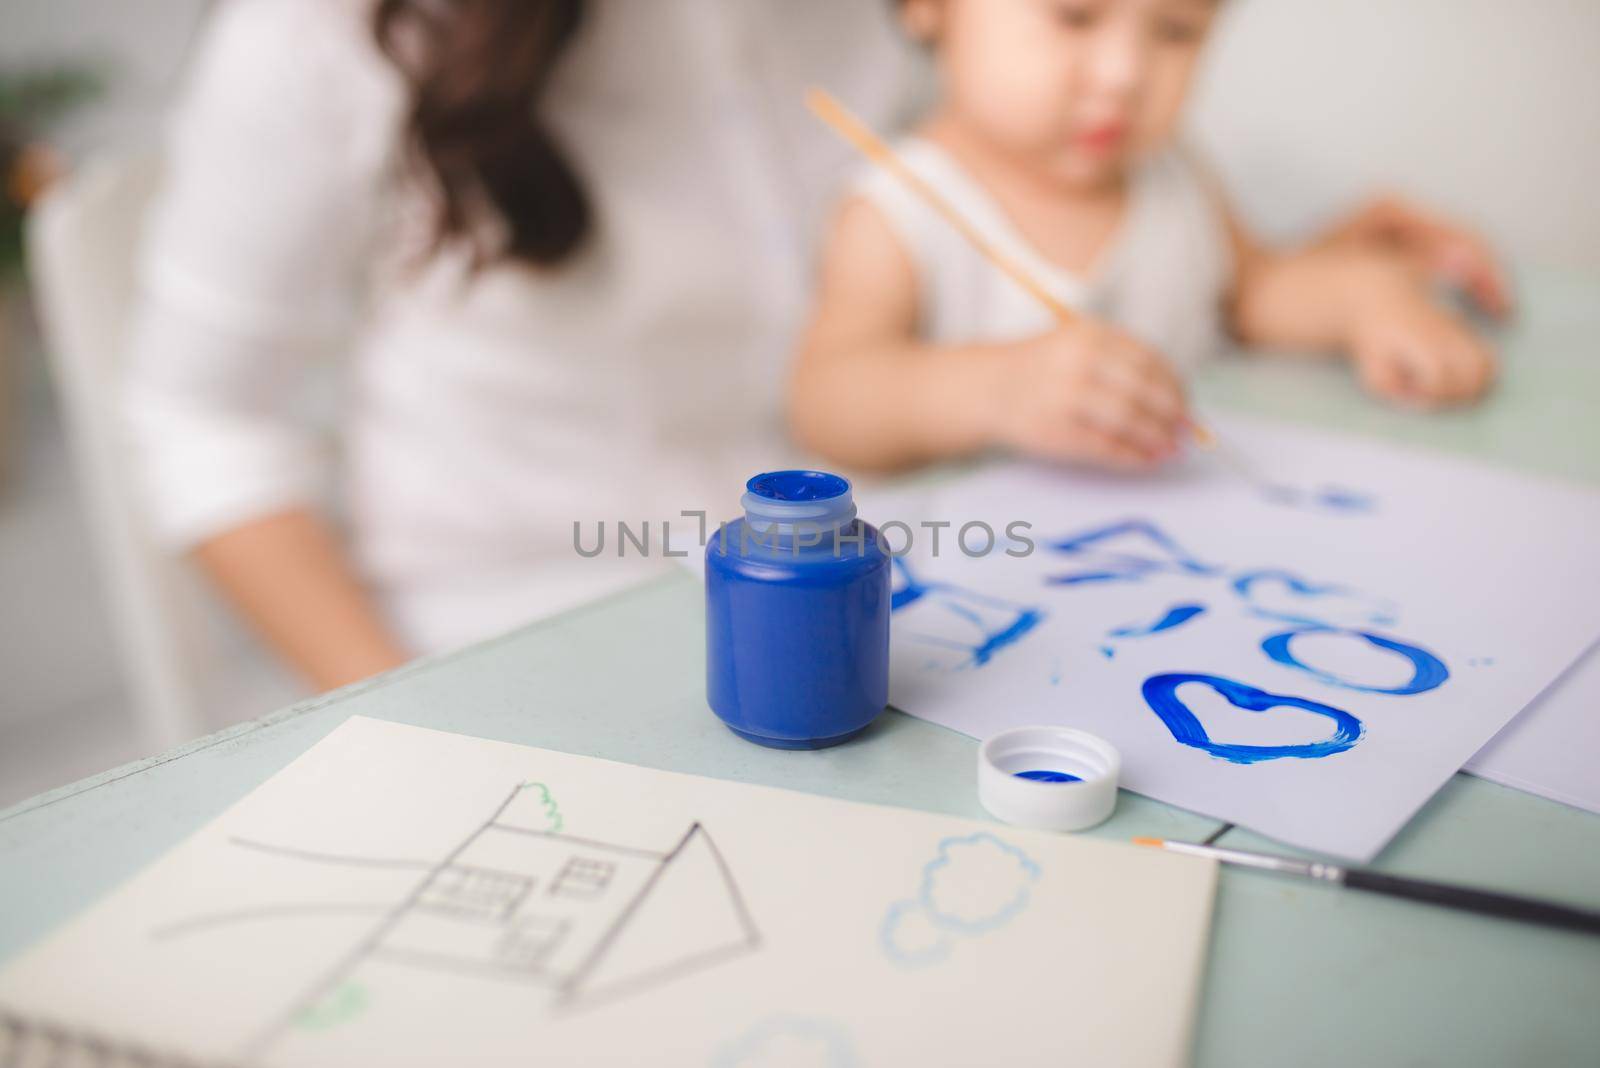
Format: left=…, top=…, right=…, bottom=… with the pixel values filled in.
left=4, top=270, right=1597, bottom=1066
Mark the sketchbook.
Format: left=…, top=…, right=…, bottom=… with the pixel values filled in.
left=879, top=415, right=1600, bottom=860
left=0, top=717, right=1216, bottom=1067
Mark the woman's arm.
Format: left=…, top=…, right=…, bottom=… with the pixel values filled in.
left=194, top=511, right=409, bottom=691
left=789, top=197, right=1189, bottom=473
left=124, top=0, right=411, bottom=691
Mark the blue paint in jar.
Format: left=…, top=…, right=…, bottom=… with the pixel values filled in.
left=706, top=471, right=892, bottom=749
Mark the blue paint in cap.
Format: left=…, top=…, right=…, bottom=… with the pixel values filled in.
left=706, top=471, right=891, bottom=749
left=1014, top=769, right=1082, bottom=783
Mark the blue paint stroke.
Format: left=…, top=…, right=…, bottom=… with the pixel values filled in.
left=891, top=585, right=925, bottom=611
left=1045, top=518, right=1220, bottom=585
left=891, top=558, right=1045, bottom=669
left=1317, top=486, right=1376, bottom=512
left=1261, top=483, right=1377, bottom=514
left=1108, top=602, right=1206, bottom=639
left=891, top=556, right=929, bottom=611
left=900, top=611, right=1044, bottom=669
left=1099, top=645, right=1116, bottom=659
left=1048, top=569, right=1148, bottom=586
left=1048, top=519, right=1218, bottom=573
left=1232, top=568, right=1350, bottom=602
left=1243, top=606, right=1331, bottom=629
left=1232, top=568, right=1394, bottom=628
left=1015, top=769, right=1082, bottom=782
left=1142, top=673, right=1364, bottom=764
left=712, top=1016, right=858, bottom=1068
left=881, top=833, right=1041, bottom=968
left=939, top=600, right=1045, bottom=667
left=1262, top=627, right=1450, bottom=696
left=972, top=609, right=1044, bottom=666
left=941, top=601, right=983, bottom=628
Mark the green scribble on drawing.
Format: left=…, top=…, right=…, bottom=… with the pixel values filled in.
left=295, top=981, right=368, bottom=1030
left=520, top=780, right=563, bottom=832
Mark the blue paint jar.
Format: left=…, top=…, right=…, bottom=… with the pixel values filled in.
left=706, top=470, right=891, bottom=749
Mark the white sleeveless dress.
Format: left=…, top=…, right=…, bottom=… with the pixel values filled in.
left=851, top=139, right=1234, bottom=373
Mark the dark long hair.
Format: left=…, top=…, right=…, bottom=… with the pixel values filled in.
left=373, top=0, right=590, bottom=267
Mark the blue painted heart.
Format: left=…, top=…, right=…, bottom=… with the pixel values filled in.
left=1142, top=673, right=1364, bottom=764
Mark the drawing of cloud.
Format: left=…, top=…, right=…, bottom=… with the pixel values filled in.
left=918, top=833, right=1041, bottom=932
left=880, top=833, right=1041, bottom=968
left=879, top=898, right=953, bottom=967
left=712, top=1016, right=857, bottom=1068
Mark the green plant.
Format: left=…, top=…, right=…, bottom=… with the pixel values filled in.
left=1, top=66, right=104, bottom=281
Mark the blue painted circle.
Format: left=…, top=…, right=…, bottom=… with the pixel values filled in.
left=1261, top=627, right=1449, bottom=696
left=745, top=470, right=850, bottom=502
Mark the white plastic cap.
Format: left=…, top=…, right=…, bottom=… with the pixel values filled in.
left=978, top=726, right=1121, bottom=832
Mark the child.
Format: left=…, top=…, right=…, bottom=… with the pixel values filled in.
left=790, top=0, right=1510, bottom=472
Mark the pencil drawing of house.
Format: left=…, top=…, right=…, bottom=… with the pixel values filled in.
left=366, top=789, right=760, bottom=1010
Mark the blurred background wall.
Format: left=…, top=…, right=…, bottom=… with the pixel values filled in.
left=0, top=0, right=1596, bottom=806
left=6, top=0, right=1599, bottom=265
left=0, top=0, right=207, bottom=155
left=1191, top=0, right=1600, bottom=270
left=0, top=0, right=208, bottom=804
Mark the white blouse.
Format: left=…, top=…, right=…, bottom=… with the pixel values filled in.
left=123, top=0, right=926, bottom=653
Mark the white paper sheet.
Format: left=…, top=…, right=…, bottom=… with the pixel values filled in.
left=0, top=717, right=1216, bottom=1068
left=877, top=416, right=1600, bottom=860
left=1465, top=637, right=1600, bottom=814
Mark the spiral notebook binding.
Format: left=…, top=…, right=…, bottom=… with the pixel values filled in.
left=0, top=1007, right=239, bottom=1068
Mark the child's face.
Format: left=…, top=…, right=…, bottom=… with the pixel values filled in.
left=907, top=0, right=1217, bottom=187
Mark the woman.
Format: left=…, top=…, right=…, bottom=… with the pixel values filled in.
left=124, top=0, right=923, bottom=690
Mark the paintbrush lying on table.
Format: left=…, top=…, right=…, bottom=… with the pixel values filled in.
left=1136, top=837, right=1600, bottom=936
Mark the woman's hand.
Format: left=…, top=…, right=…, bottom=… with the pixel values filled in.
left=993, top=319, right=1189, bottom=469
left=1345, top=259, right=1498, bottom=408
left=1325, top=195, right=1513, bottom=320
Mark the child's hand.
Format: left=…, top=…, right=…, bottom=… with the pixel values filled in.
left=1347, top=268, right=1497, bottom=408
left=994, top=319, right=1188, bottom=469
left=1329, top=195, right=1513, bottom=320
